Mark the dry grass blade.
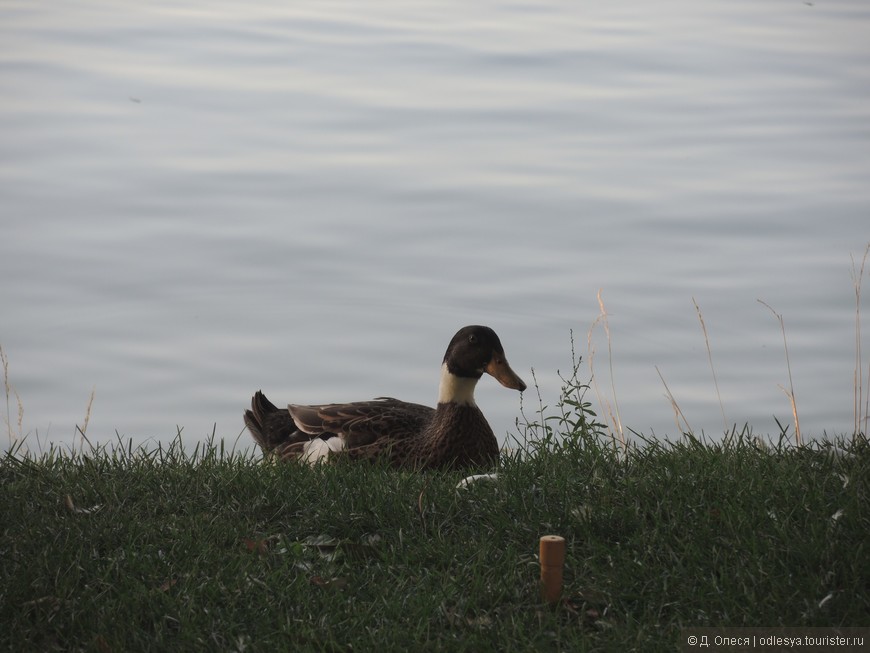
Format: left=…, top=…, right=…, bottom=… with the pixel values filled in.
left=758, top=300, right=801, bottom=445
left=2, top=344, right=10, bottom=446
left=587, top=290, right=625, bottom=450
left=865, top=359, right=870, bottom=438
left=76, top=386, right=96, bottom=453
left=655, top=365, right=692, bottom=435
left=850, top=243, right=869, bottom=438
left=693, top=298, right=727, bottom=430
left=2, top=344, right=24, bottom=448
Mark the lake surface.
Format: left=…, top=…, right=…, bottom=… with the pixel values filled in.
left=2, top=0, right=869, bottom=453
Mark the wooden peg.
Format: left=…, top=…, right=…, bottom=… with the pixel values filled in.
left=539, top=535, right=566, bottom=605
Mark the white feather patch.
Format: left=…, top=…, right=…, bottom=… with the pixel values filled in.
left=301, top=437, right=345, bottom=466
left=456, top=473, right=499, bottom=489
left=437, top=363, right=479, bottom=406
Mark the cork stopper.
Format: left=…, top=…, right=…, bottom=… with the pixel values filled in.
left=539, top=535, right=566, bottom=605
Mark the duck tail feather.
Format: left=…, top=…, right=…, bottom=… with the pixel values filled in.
left=244, top=390, right=306, bottom=452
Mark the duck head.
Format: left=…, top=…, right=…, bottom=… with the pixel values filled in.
left=438, top=325, right=526, bottom=405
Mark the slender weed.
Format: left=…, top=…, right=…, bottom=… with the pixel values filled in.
left=511, top=332, right=608, bottom=457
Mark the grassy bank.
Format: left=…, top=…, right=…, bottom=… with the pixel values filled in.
left=1, top=422, right=868, bottom=652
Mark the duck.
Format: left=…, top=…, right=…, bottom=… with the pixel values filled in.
left=244, top=325, right=526, bottom=470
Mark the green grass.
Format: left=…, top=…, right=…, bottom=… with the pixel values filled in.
left=2, top=417, right=868, bottom=652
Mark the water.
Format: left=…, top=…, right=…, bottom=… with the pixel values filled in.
left=2, top=0, right=869, bottom=452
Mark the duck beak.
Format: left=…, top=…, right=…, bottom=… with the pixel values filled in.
left=485, top=354, right=527, bottom=392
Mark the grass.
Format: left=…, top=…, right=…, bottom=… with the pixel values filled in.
left=2, top=390, right=868, bottom=652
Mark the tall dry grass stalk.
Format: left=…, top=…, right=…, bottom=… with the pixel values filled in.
left=2, top=345, right=24, bottom=448
left=851, top=243, right=869, bottom=438
left=76, top=385, right=96, bottom=452
left=587, top=289, right=625, bottom=450
left=758, top=300, right=801, bottom=445
left=693, top=298, right=727, bottom=430
left=655, top=365, right=692, bottom=435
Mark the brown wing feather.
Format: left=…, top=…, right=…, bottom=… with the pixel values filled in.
left=288, top=398, right=434, bottom=449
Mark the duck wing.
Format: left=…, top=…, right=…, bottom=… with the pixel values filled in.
left=288, top=397, right=434, bottom=448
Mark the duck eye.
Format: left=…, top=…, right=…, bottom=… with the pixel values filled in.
left=468, top=333, right=477, bottom=344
